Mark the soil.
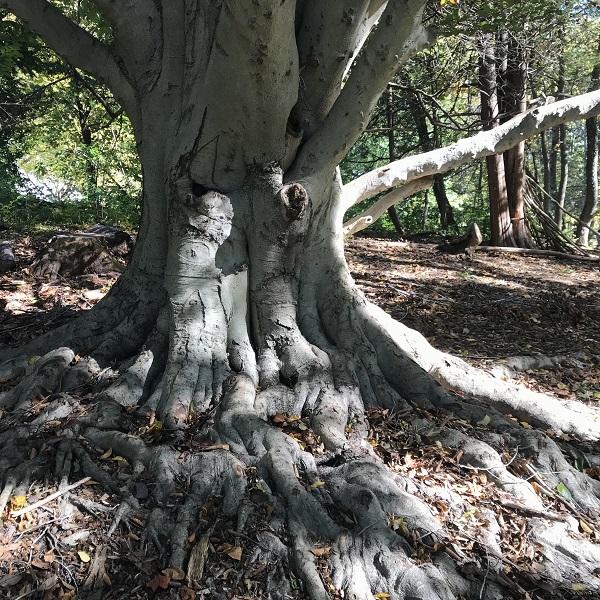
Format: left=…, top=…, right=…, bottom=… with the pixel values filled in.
left=1, top=233, right=599, bottom=600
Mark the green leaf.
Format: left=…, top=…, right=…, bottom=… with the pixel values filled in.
left=555, top=482, right=573, bottom=501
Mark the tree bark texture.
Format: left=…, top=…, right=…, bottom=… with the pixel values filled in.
left=499, top=37, right=532, bottom=248
left=2, top=3, right=600, bottom=600
left=478, top=36, right=516, bottom=247
left=577, top=41, right=600, bottom=246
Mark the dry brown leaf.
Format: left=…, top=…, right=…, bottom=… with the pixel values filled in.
left=100, top=448, right=112, bottom=459
left=147, top=574, right=171, bottom=592
left=227, top=546, right=242, bottom=561
left=311, top=546, right=332, bottom=557
left=162, top=567, right=185, bottom=581
left=580, top=520, right=594, bottom=534
left=180, top=587, right=196, bottom=600
left=77, top=550, right=91, bottom=563
left=201, top=443, right=230, bottom=451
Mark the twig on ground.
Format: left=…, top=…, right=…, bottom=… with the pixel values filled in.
left=10, top=476, right=91, bottom=518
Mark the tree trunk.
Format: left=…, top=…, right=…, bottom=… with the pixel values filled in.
left=578, top=115, right=599, bottom=245
left=478, top=36, right=516, bottom=247
left=406, top=88, right=455, bottom=229
left=3, top=4, right=600, bottom=600
left=550, top=42, right=567, bottom=228
left=385, top=86, right=404, bottom=236
left=500, top=37, right=532, bottom=248
left=540, top=129, right=552, bottom=212
left=577, top=44, right=600, bottom=245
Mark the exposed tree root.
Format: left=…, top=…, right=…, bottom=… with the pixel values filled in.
left=2, top=186, right=600, bottom=598
left=2, top=334, right=600, bottom=599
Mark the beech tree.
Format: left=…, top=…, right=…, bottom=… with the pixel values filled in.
left=3, top=2, right=600, bottom=598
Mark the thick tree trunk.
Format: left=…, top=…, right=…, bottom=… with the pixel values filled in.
left=3, top=4, right=600, bottom=600
left=478, top=37, right=516, bottom=247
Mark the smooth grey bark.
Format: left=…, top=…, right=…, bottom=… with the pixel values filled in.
left=3, top=4, right=600, bottom=600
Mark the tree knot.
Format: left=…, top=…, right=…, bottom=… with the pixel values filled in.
left=277, top=183, right=309, bottom=221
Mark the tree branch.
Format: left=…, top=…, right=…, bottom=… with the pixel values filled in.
left=1, top=0, right=137, bottom=118
left=343, top=89, right=600, bottom=207
left=288, top=0, right=432, bottom=181
left=90, top=0, right=161, bottom=96
left=343, top=177, right=432, bottom=237
left=295, top=0, right=386, bottom=138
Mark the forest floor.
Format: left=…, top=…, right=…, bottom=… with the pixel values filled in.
left=0, top=233, right=599, bottom=599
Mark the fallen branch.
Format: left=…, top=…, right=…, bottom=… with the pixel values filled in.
left=474, top=246, right=599, bottom=262
left=10, top=476, right=92, bottom=518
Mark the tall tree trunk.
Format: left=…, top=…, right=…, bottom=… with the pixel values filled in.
left=578, top=116, right=599, bottom=245
left=500, top=37, right=532, bottom=247
left=540, top=129, right=552, bottom=211
left=385, top=86, right=404, bottom=236
left=554, top=123, right=569, bottom=229
left=550, top=38, right=567, bottom=227
left=406, top=89, right=455, bottom=230
left=478, top=36, right=516, bottom=247
left=577, top=42, right=600, bottom=245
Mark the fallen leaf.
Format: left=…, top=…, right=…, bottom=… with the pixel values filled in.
left=31, top=557, right=51, bottom=570
left=555, top=482, right=573, bottom=501
left=77, top=550, right=91, bottom=563
left=9, top=495, right=27, bottom=511
left=227, top=546, right=243, bottom=561
left=374, top=593, right=391, bottom=599
left=271, top=413, right=286, bottom=425
left=180, top=587, right=196, bottom=600
left=147, top=574, right=170, bottom=592
left=200, top=443, right=230, bottom=451
left=38, top=575, right=58, bottom=592
left=309, top=480, right=325, bottom=490
left=580, top=520, right=594, bottom=534
left=477, top=415, right=491, bottom=427
left=162, top=567, right=185, bottom=581
left=100, top=448, right=112, bottom=459
left=311, top=546, right=332, bottom=557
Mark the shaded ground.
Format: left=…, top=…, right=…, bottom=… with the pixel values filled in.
left=346, top=237, right=600, bottom=405
left=1, top=233, right=599, bottom=599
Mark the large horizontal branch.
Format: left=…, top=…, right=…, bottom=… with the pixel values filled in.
left=343, top=89, right=600, bottom=206
left=1, top=0, right=137, bottom=119
left=288, top=0, right=432, bottom=181
left=343, top=177, right=433, bottom=237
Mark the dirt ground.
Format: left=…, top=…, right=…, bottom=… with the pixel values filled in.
left=346, top=237, right=600, bottom=404
left=1, top=233, right=599, bottom=600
